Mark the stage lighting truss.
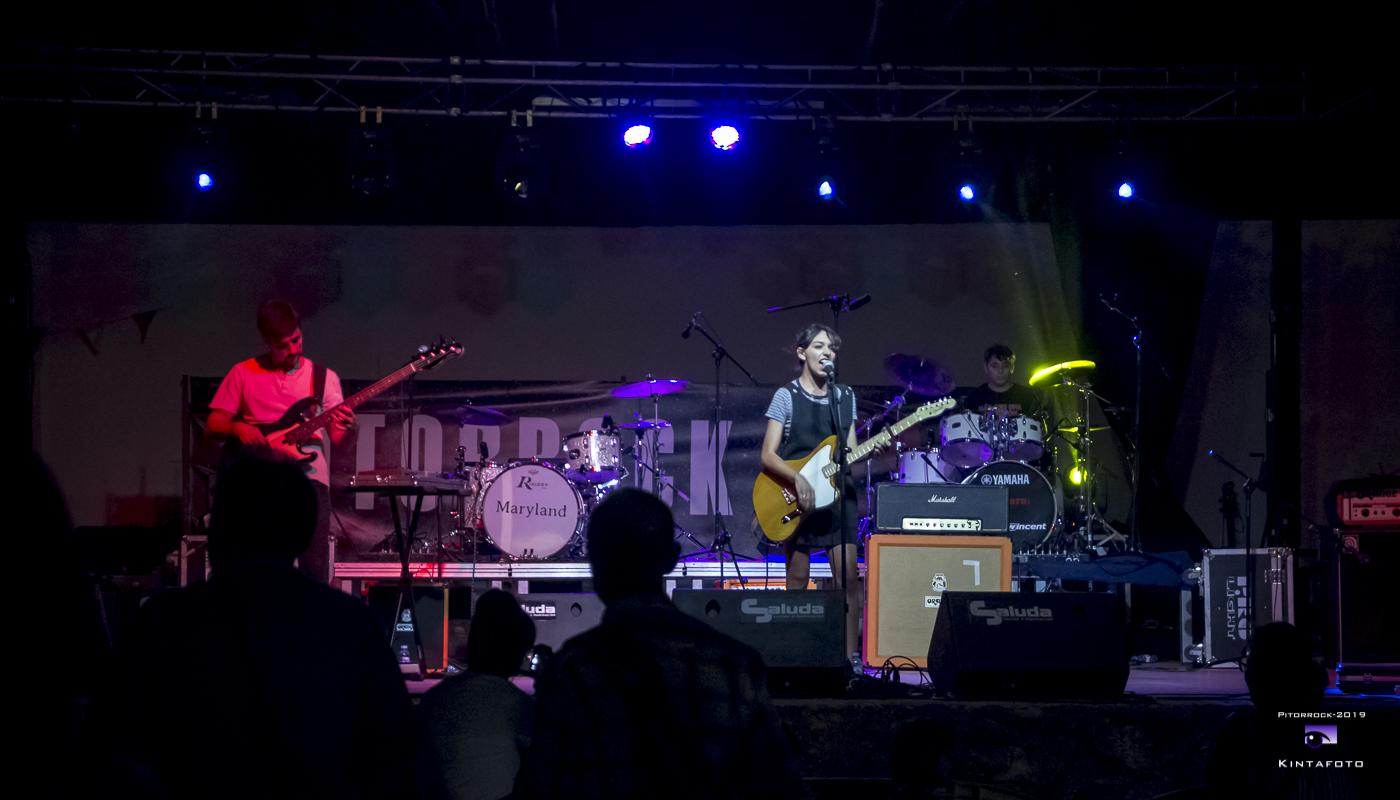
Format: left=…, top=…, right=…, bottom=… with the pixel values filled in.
left=1, top=49, right=1364, bottom=126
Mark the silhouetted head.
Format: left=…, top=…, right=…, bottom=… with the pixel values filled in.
left=1244, top=622, right=1327, bottom=712
left=30, top=453, right=73, bottom=541
left=586, top=489, right=680, bottom=603
left=467, top=589, right=536, bottom=678
left=208, top=456, right=317, bottom=571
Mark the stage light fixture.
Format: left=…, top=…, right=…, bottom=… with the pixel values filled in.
left=195, top=172, right=215, bottom=191
left=623, top=123, right=653, bottom=148
left=495, top=115, right=547, bottom=205
left=709, top=124, right=741, bottom=151
left=817, top=178, right=836, bottom=201
left=1117, top=181, right=1135, bottom=200
left=1069, top=464, right=1086, bottom=486
left=958, top=183, right=977, bottom=202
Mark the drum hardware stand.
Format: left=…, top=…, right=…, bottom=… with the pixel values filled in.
left=1061, top=375, right=1128, bottom=552
left=623, top=383, right=704, bottom=551
left=681, top=313, right=761, bottom=584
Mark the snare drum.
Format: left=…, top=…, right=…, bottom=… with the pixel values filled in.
left=897, top=449, right=962, bottom=484
left=481, top=461, right=584, bottom=559
left=562, top=429, right=622, bottom=483
left=962, top=459, right=1060, bottom=552
left=940, top=411, right=993, bottom=469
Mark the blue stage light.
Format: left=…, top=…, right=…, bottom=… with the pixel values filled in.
left=1117, top=181, right=1135, bottom=200
left=817, top=179, right=836, bottom=200
left=623, top=124, right=653, bottom=148
left=958, top=183, right=976, bottom=202
left=195, top=172, right=215, bottom=191
left=709, top=125, right=741, bottom=151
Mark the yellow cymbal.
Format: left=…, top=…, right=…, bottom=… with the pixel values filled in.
left=1029, top=359, right=1096, bottom=386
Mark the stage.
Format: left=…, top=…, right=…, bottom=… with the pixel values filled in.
left=406, top=665, right=1395, bottom=800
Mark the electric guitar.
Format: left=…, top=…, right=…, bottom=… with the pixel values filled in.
left=231, top=339, right=464, bottom=464
left=752, top=397, right=955, bottom=542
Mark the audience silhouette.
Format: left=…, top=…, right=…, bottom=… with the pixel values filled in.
left=95, top=455, right=416, bottom=799
left=418, top=589, right=536, bottom=800
left=515, top=488, right=799, bottom=800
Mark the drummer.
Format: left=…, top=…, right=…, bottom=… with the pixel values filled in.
left=960, top=344, right=1046, bottom=419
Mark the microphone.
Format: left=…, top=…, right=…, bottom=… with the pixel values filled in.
left=821, top=359, right=836, bottom=375
left=681, top=313, right=697, bottom=339
left=847, top=294, right=872, bottom=311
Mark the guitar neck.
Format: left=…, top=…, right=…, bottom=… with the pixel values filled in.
left=819, top=406, right=936, bottom=478
left=284, top=361, right=424, bottom=445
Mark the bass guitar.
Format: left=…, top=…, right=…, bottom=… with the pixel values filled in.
left=233, top=339, right=464, bottom=464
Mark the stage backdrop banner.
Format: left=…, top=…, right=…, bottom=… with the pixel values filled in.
left=187, top=377, right=909, bottom=559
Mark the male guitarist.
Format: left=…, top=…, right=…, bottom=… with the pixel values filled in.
left=760, top=323, right=864, bottom=657
left=206, top=301, right=355, bottom=584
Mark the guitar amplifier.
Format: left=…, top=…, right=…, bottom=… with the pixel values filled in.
left=1329, top=477, right=1400, bottom=528
left=874, top=483, right=1009, bottom=532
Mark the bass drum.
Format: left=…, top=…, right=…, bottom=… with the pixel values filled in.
left=962, top=459, right=1060, bottom=552
left=481, top=462, right=584, bottom=559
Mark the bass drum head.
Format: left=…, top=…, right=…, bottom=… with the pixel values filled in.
left=482, top=462, right=583, bottom=559
left=962, top=459, right=1060, bottom=552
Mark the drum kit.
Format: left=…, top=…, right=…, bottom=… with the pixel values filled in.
left=428, top=377, right=691, bottom=562
left=866, top=353, right=1111, bottom=553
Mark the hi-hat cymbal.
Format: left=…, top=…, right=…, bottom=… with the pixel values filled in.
left=612, top=378, right=689, bottom=398
left=884, top=353, right=954, bottom=396
left=1058, top=425, right=1111, bottom=432
left=618, top=419, right=672, bottom=430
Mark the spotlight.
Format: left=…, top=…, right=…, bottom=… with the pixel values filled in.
left=817, top=178, right=836, bottom=201
left=195, top=172, right=215, bottom=192
left=709, top=125, right=741, bottom=151
left=958, top=183, right=976, bottom=202
left=1117, top=181, right=1135, bottom=200
left=1069, top=464, right=1085, bottom=486
left=496, top=126, right=546, bottom=205
left=622, top=124, right=653, bottom=148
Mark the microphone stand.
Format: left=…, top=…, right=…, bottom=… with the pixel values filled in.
left=684, top=315, right=761, bottom=586
left=822, top=361, right=855, bottom=662
left=1100, top=293, right=1145, bottom=552
left=767, top=292, right=872, bottom=334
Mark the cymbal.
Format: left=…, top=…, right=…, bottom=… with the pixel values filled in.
left=618, top=419, right=672, bottom=430
left=884, top=353, right=954, bottom=396
left=454, top=406, right=513, bottom=426
left=612, top=378, right=689, bottom=398
left=1028, top=359, right=1096, bottom=387
left=1058, top=425, right=1111, bottom=432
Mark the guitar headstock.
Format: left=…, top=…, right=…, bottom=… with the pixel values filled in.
left=412, top=338, right=465, bottom=371
left=913, top=396, right=957, bottom=420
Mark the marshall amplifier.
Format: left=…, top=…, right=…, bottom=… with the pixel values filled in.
left=673, top=589, right=847, bottom=696
left=875, top=483, right=1009, bottom=533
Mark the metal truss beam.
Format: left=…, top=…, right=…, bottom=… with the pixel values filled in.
left=1, top=47, right=1377, bottom=125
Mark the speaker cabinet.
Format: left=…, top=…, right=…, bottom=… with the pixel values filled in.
left=863, top=534, right=1012, bottom=668
left=673, top=589, right=846, bottom=696
left=927, top=591, right=1129, bottom=699
left=515, top=593, right=606, bottom=651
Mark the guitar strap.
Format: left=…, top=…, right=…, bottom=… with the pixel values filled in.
left=312, top=362, right=327, bottom=410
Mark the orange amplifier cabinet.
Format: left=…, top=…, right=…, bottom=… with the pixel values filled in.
left=864, top=534, right=1012, bottom=669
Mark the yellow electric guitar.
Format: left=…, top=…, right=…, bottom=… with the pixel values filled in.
left=752, top=397, right=955, bottom=542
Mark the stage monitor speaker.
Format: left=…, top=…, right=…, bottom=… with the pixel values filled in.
left=515, top=592, right=606, bottom=651
left=864, top=535, right=1012, bottom=669
left=673, top=589, right=846, bottom=696
left=927, top=591, right=1129, bottom=699
left=367, top=584, right=472, bottom=673
left=1324, top=529, right=1400, bottom=691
